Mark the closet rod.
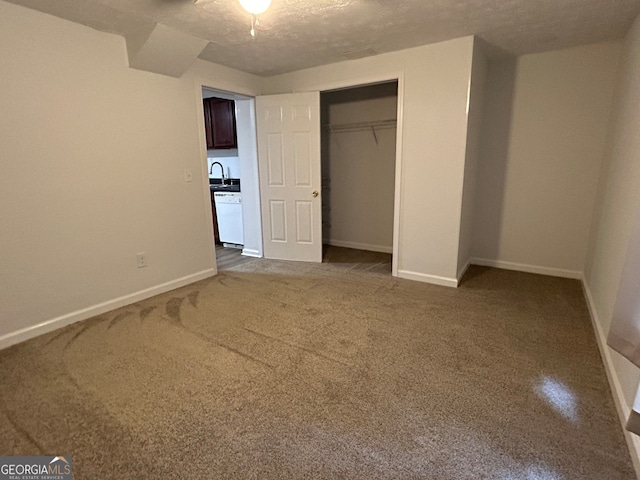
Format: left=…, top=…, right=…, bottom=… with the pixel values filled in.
left=322, top=119, right=397, bottom=133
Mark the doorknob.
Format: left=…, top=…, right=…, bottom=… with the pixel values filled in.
left=312, top=191, right=319, bottom=198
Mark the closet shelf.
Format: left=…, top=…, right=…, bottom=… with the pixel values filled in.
left=322, top=119, right=397, bottom=133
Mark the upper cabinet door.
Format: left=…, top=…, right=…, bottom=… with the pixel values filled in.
left=203, top=98, right=238, bottom=150
left=203, top=98, right=215, bottom=150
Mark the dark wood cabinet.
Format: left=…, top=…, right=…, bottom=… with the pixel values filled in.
left=203, top=97, right=237, bottom=150
left=210, top=190, right=221, bottom=244
left=203, top=99, right=214, bottom=149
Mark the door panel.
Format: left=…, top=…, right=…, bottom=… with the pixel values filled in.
left=256, top=92, right=321, bottom=262
left=267, top=133, right=285, bottom=186
left=294, top=132, right=312, bottom=186
left=295, top=201, right=313, bottom=243
left=269, top=200, right=287, bottom=242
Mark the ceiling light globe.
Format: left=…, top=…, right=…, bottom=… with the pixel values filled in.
left=239, top=0, right=272, bottom=15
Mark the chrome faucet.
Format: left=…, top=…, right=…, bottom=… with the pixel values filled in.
left=209, top=161, right=225, bottom=184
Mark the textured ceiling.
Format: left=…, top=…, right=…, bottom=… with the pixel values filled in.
left=5, top=0, right=640, bottom=76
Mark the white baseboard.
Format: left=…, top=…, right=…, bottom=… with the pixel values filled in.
left=471, top=258, right=583, bottom=280
left=0, top=269, right=216, bottom=351
left=582, top=278, right=640, bottom=476
left=397, top=269, right=458, bottom=288
left=326, top=239, right=393, bottom=254
left=241, top=248, right=262, bottom=258
left=457, top=258, right=471, bottom=285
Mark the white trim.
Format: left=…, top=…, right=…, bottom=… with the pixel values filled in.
left=582, top=278, right=640, bottom=476
left=237, top=98, right=264, bottom=259
left=326, top=239, right=392, bottom=254
left=0, top=269, right=216, bottom=351
left=397, top=269, right=458, bottom=288
left=457, top=258, right=471, bottom=285
left=471, top=257, right=583, bottom=279
left=195, top=82, right=218, bottom=272
left=391, top=73, right=405, bottom=279
left=241, top=248, right=262, bottom=258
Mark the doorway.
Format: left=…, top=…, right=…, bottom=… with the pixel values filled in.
left=320, top=81, right=399, bottom=273
left=199, top=77, right=403, bottom=276
left=200, top=87, right=262, bottom=269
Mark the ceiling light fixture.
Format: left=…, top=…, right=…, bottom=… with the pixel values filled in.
left=238, top=0, right=271, bottom=38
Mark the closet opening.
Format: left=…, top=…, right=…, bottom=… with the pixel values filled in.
left=320, top=81, right=398, bottom=274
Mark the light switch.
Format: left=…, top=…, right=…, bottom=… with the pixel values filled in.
left=184, top=169, right=193, bottom=182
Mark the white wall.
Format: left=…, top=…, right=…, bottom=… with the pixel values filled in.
left=456, top=42, right=488, bottom=280
left=207, top=156, right=240, bottom=179
left=584, top=13, right=640, bottom=467
left=0, top=1, right=262, bottom=345
left=469, top=57, right=517, bottom=266
left=265, top=37, right=475, bottom=286
left=472, top=42, right=622, bottom=278
left=235, top=99, right=262, bottom=258
left=321, top=83, right=397, bottom=253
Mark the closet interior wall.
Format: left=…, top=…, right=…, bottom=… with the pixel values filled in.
left=320, top=82, right=398, bottom=254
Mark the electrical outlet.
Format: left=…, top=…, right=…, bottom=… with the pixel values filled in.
left=136, top=252, right=147, bottom=268
left=184, top=169, right=193, bottom=183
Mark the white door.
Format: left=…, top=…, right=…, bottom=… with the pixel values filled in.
left=256, top=92, right=322, bottom=262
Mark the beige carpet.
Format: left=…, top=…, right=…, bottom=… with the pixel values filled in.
left=0, top=259, right=635, bottom=479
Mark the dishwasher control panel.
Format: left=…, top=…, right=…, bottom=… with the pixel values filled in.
left=213, top=192, right=242, bottom=203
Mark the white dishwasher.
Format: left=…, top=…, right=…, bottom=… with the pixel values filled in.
left=214, top=192, right=244, bottom=246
